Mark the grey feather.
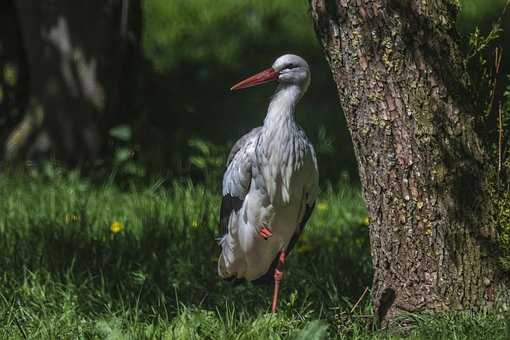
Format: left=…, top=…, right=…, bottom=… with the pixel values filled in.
left=226, top=127, right=261, bottom=165
left=218, top=129, right=261, bottom=240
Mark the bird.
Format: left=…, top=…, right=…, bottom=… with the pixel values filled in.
left=217, top=54, right=319, bottom=313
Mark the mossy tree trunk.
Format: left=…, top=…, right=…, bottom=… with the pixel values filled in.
left=5, top=0, right=140, bottom=165
left=310, top=0, right=509, bottom=324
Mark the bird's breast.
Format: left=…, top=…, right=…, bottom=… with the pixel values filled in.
left=257, top=133, right=313, bottom=205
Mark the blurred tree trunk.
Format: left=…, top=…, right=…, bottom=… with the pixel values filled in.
left=5, top=0, right=140, bottom=165
left=310, top=0, right=509, bottom=325
left=0, top=0, right=30, bottom=151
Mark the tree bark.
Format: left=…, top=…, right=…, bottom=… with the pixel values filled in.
left=310, top=0, right=509, bottom=324
left=6, top=0, right=140, bottom=165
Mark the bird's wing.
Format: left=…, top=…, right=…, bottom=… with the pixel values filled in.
left=218, top=127, right=261, bottom=241
left=286, top=141, right=319, bottom=254
left=218, top=128, right=261, bottom=280
left=226, top=127, right=262, bottom=166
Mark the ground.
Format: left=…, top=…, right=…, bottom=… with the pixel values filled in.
left=0, top=170, right=508, bottom=339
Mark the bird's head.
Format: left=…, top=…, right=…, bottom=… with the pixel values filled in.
left=230, top=54, right=310, bottom=92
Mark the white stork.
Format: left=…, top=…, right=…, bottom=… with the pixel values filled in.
left=217, top=54, right=319, bottom=313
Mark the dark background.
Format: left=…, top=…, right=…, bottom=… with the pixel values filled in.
left=1, top=0, right=509, bottom=185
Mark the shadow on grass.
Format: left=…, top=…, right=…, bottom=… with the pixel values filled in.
left=1, top=213, right=371, bottom=320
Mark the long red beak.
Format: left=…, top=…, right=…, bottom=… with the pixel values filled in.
left=230, top=68, right=279, bottom=91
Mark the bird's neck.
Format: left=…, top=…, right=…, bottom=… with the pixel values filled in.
left=263, top=84, right=303, bottom=131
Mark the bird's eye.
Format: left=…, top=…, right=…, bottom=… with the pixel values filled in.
left=286, top=64, right=298, bottom=70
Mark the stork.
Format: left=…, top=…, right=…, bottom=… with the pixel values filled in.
left=217, top=54, right=319, bottom=313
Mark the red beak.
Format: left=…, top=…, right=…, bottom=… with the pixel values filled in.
left=230, top=68, right=279, bottom=91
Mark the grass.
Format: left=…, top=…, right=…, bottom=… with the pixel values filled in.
left=0, top=170, right=509, bottom=339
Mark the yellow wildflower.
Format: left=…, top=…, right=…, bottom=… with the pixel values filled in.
left=361, top=216, right=369, bottom=226
left=64, top=213, right=80, bottom=224
left=191, top=220, right=199, bottom=228
left=110, top=220, right=124, bottom=234
left=316, top=201, right=328, bottom=212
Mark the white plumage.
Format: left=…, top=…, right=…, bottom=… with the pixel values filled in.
left=217, top=54, right=319, bottom=312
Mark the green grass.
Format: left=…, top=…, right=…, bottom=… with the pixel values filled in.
left=0, top=171, right=509, bottom=339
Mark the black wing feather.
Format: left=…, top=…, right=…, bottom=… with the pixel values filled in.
left=218, top=194, right=243, bottom=240
left=286, top=202, right=315, bottom=255
left=219, top=128, right=260, bottom=240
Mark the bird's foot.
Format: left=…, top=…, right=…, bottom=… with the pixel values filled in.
left=259, top=227, right=273, bottom=239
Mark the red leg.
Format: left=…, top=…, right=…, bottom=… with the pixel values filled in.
left=271, top=251, right=286, bottom=313
left=259, top=227, right=273, bottom=239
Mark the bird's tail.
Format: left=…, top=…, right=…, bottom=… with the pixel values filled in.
left=217, top=217, right=243, bottom=279
left=217, top=252, right=230, bottom=278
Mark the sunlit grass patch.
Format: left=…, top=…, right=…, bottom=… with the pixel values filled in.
left=0, top=172, right=508, bottom=339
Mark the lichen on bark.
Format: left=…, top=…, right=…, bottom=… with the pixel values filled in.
left=311, top=0, right=509, bottom=324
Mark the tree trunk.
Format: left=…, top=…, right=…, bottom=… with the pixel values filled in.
left=0, top=0, right=30, bottom=153
left=310, top=0, right=509, bottom=324
left=6, top=0, right=140, bottom=165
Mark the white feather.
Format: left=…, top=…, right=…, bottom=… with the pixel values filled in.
left=218, top=54, right=319, bottom=281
